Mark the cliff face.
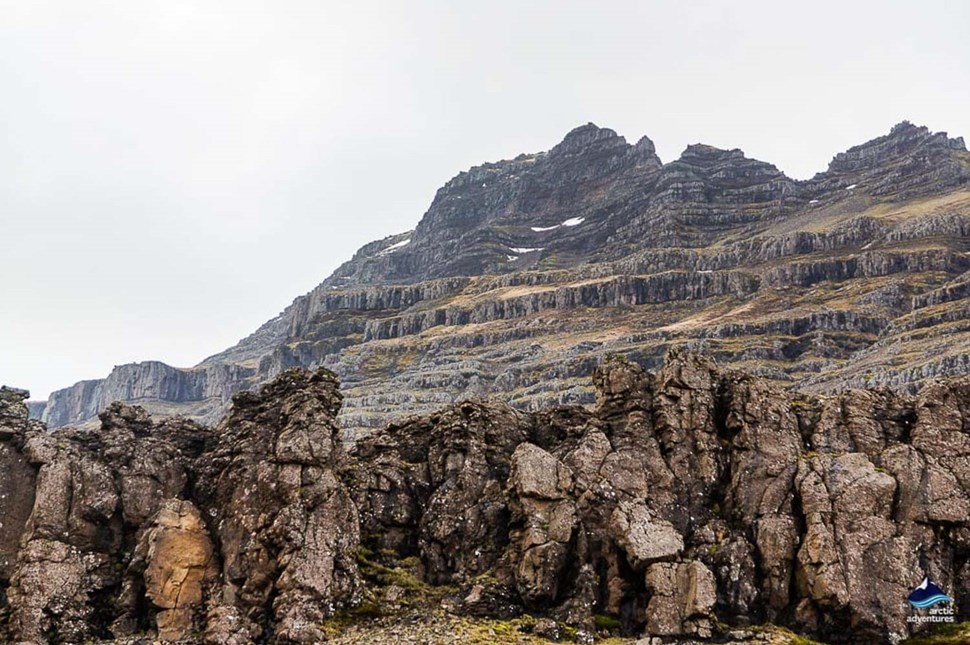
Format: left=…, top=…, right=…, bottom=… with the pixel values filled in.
left=1, top=369, right=358, bottom=643
left=2, top=355, right=968, bottom=643
left=41, top=361, right=258, bottom=428
left=35, top=121, right=970, bottom=435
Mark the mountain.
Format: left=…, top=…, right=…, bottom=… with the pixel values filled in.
left=3, top=353, right=968, bottom=643
left=37, top=120, right=970, bottom=435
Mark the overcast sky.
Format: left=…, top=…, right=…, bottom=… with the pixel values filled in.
left=2, top=0, right=969, bottom=400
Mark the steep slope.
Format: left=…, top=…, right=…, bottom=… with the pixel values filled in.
left=37, top=121, right=970, bottom=434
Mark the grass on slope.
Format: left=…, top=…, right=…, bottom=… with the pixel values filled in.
left=902, top=622, right=970, bottom=645
left=766, top=189, right=970, bottom=236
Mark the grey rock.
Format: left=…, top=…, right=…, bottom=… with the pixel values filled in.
left=36, top=121, right=970, bottom=440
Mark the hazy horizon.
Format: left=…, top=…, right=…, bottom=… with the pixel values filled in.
left=3, top=0, right=969, bottom=400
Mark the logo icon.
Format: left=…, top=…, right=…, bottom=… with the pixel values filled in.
left=907, top=577, right=953, bottom=609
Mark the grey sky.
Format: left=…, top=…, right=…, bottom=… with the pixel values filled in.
left=2, top=0, right=969, bottom=400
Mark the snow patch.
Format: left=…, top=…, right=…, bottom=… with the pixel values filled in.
left=506, top=255, right=519, bottom=261
left=809, top=199, right=819, bottom=204
left=509, top=247, right=544, bottom=253
left=845, top=184, right=857, bottom=190
left=530, top=216, right=585, bottom=232
left=377, top=238, right=411, bottom=256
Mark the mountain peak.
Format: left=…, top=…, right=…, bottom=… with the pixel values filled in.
left=678, top=143, right=746, bottom=163
left=828, top=120, right=967, bottom=175
left=633, top=134, right=657, bottom=157
left=552, top=122, right=624, bottom=154
left=889, top=119, right=924, bottom=136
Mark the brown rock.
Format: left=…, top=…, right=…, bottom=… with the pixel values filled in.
left=610, top=502, right=684, bottom=567
left=644, top=560, right=717, bottom=637
left=138, top=499, right=216, bottom=641
left=197, top=367, right=361, bottom=643
left=510, top=442, right=573, bottom=500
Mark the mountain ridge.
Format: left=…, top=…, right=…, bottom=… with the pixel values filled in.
left=35, top=120, right=970, bottom=434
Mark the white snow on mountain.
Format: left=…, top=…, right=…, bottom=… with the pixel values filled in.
left=377, top=238, right=411, bottom=256
left=530, top=216, right=585, bottom=232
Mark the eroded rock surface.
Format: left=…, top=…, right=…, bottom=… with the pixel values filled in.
left=2, top=353, right=969, bottom=643
left=0, top=368, right=358, bottom=644
left=197, top=368, right=361, bottom=643
left=136, top=499, right=217, bottom=641
left=349, top=351, right=970, bottom=644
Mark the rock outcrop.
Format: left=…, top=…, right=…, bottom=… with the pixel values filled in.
left=349, top=352, right=968, bottom=644
left=2, top=399, right=211, bottom=643
left=3, top=353, right=970, bottom=642
left=197, top=368, right=361, bottom=643
left=1, top=368, right=359, bottom=644
left=0, top=387, right=38, bottom=631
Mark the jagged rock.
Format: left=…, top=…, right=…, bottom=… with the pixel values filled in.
left=509, top=442, right=573, bottom=500
left=1, top=397, right=210, bottom=643
left=4, top=351, right=970, bottom=643
left=346, top=352, right=970, bottom=643
left=507, top=443, right=577, bottom=605
left=610, top=502, right=684, bottom=567
left=196, top=367, right=361, bottom=643
left=0, top=387, right=37, bottom=615
left=353, top=400, right=530, bottom=588
left=795, top=452, right=920, bottom=640
left=644, top=560, right=717, bottom=637
left=5, top=426, right=123, bottom=643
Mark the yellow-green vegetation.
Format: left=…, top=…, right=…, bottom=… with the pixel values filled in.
left=750, top=624, right=828, bottom=645
left=471, top=570, right=501, bottom=586
left=764, top=189, right=970, bottom=236
left=901, top=622, right=970, bottom=645
left=355, top=544, right=426, bottom=592
left=319, top=601, right=383, bottom=638
left=560, top=624, right=579, bottom=640
left=330, top=612, right=582, bottom=645
left=451, top=616, right=557, bottom=644
left=593, top=613, right=622, bottom=631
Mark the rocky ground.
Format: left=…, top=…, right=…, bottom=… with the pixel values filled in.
left=3, top=351, right=969, bottom=644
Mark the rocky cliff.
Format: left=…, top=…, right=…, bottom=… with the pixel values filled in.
left=2, top=354, right=968, bottom=644
left=35, top=121, right=970, bottom=436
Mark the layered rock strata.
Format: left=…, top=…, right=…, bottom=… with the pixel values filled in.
left=35, top=121, right=970, bottom=436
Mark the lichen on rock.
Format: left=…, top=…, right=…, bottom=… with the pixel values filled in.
left=1, top=352, right=969, bottom=643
